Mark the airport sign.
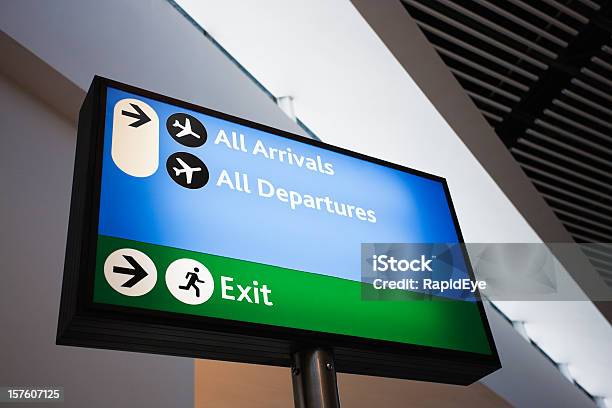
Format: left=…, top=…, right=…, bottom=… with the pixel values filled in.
left=57, top=76, right=500, bottom=384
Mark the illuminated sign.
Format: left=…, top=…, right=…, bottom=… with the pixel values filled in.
left=57, top=77, right=500, bottom=384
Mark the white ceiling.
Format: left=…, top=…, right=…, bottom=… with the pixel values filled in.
left=176, top=0, right=612, bottom=404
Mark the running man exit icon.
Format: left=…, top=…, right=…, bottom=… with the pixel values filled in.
left=166, top=259, right=214, bottom=305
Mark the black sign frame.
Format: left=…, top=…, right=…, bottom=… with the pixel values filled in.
left=57, top=76, right=500, bottom=385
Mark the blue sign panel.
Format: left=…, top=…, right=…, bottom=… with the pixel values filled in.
left=100, top=87, right=461, bottom=283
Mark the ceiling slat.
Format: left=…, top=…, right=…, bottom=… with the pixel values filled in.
left=504, top=0, right=579, bottom=35
left=416, top=20, right=539, bottom=80
left=406, top=0, right=549, bottom=68
left=404, top=0, right=612, bottom=290
left=434, top=45, right=531, bottom=91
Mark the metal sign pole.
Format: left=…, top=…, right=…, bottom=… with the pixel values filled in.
left=291, top=348, right=341, bottom=408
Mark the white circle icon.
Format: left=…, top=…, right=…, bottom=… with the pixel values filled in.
left=165, top=258, right=214, bottom=305
left=104, top=248, right=157, bottom=296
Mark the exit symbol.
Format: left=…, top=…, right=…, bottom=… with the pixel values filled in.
left=166, top=258, right=214, bottom=305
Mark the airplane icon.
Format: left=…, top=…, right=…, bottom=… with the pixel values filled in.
left=172, top=157, right=202, bottom=185
left=173, top=117, right=201, bottom=139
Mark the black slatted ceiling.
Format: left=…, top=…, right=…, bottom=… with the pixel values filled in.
left=402, top=0, right=612, bottom=288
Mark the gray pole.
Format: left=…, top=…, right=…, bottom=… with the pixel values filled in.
left=291, top=348, right=341, bottom=408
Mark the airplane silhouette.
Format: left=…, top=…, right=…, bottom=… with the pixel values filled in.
left=172, top=157, right=202, bottom=184
left=173, top=117, right=200, bottom=139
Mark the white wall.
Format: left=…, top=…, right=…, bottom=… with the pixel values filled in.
left=0, top=0, right=305, bottom=137
left=0, top=75, right=193, bottom=407
left=0, top=2, right=304, bottom=406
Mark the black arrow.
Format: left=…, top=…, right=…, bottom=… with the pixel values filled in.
left=121, top=103, right=151, bottom=128
left=113, top=255, right=148, bottom=288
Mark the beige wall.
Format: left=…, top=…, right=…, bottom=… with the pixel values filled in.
left=195, top=360, right=510, bottom=407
